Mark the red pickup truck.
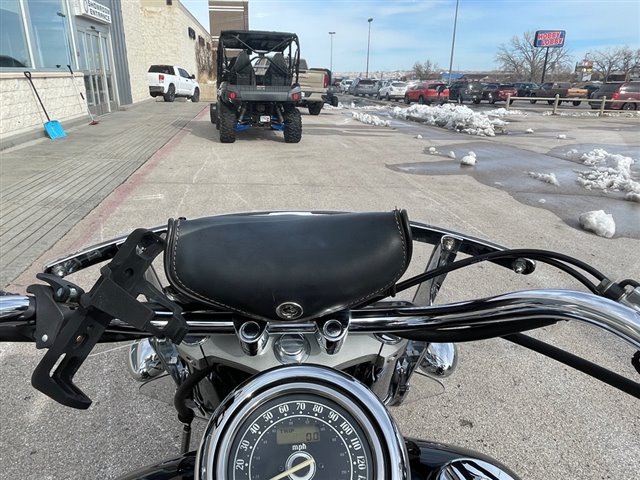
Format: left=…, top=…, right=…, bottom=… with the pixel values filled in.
left=404, top=82, right=449, bottom=105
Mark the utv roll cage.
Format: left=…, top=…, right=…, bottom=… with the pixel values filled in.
left=216, top=30, right=300, bottom=88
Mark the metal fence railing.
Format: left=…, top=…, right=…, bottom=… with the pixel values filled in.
left=505, top=94, right=640, bottom=115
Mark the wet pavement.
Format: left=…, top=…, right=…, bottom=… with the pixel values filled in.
left=388, top=141, right=639, bottom=238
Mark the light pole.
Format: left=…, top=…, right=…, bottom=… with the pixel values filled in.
left=447, top=0, right=459, bottom=85
left=329, top=32, right=335, bottom=74
left=366, top=18, right=373, bottom=78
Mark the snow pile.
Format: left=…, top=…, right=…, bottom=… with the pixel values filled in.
left=627, top=192, right=640, bottom=203
left=324, top=102, right=346, bottom=110
left=448, top=151, right=456, bottom=159
left=488, top=108, right=526, bottom=116
left=557, top=134, right=567, bottom=139
left=427, top=146, right=438, bottom=154
left=566, top=148, right=631, bottom=167
left=579, top=210, right=616, bottom=238
left=349, top=102, right=387, bottom=111
left=568, top=149, right=640, bottom=197
left=351, top=111, right=390, bottom=127
left=525, top=128, right=534, bottom=134
left=460, top=151, right=477, bottom=166
left=416, top=134, right=423, bottom=139
left=390, top=104, right=504, bottom=136
left=527, top=172, right=560, bottom=186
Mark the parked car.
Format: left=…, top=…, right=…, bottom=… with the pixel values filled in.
left=378, top=81, right=408, bottom=101
left=589, top=82, right=640, bottom=110
left=482, top=83, right=518, bottom=104
left=147, top=64, right=200, bottom=102
left=339, top=79, right=353, bottom=93
left=404, top=82, right=449, bottom=104
left=513, top=82, right=539, bottom=98
left=350, top=78, right=379, bottom=96
left=583, top=83, right=603, bottom=98
left=448, top=81, right=483, bottom=104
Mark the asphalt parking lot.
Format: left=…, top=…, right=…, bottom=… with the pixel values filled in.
left=1, top=100, right=639, bottom=479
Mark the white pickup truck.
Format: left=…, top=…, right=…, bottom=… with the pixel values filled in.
left=147, top=65, right=200, bottom=102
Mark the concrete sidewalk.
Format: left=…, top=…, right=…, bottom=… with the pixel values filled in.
left=0, top=99, right=206, bottom=287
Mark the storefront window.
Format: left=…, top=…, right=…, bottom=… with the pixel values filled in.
left=0, top=0, right=31, bottom=67
left=25, top=0, right=72, bottom=68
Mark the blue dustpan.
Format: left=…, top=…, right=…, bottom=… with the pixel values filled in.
left=44, top=120, right=67, bottom=139
left=24, top=71, right=67, bottom=140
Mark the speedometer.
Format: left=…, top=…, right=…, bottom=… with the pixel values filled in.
left=229, top=393, right=373, bottom=479
left=196, top=365, right=408, bottom=480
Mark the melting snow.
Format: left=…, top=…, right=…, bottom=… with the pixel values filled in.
left=351, top=111, right=390, bottom=127
left=557, top=134, right=567, bottom=139
left=460, top=151, right=477, bottom=166
left=525, top=128, right=534, bottom=134
left=579, top=210, right=616, bottom=238
left=389, top=104, right=508, bottom=137
left=527, top=172, right=560, bottom=186
left=566, top=149, right=640, bottom=198
left=448, top=151, right=456, bottom=159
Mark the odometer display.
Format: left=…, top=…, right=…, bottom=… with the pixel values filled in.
left=276, top=425, right=320, bottom=445
left=229, top=393, right=373, bottom=480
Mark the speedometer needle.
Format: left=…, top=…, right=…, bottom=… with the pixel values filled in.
left=268, top=458, right=315, bottom=480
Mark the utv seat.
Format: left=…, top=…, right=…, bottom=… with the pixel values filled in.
left=230, top=51, right=255, bottom=86
left=264, top=53, right=290, bottom=86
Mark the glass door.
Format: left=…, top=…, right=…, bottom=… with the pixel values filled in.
left=76, top=28, right=114, bottom=115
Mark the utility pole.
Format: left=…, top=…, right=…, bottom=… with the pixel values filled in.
left=366, top=18, right=373, bottom=78
left=329, top=31, right=335, bottom=74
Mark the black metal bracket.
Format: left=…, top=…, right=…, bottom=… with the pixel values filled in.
left=30, top=228, right=188, bottom=409
left=81, top=228, right=187, bottom=342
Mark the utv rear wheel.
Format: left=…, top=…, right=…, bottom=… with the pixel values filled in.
left=219, top=102, right=236, bottom=143
left=308, top=103, right=323, bottom=115
left=284, top=107, right=302, bottom=143
left=163, top=84, right=176, bottom=102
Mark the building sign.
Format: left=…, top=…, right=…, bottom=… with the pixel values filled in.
left=534, top=30, right=566, bottom=48
left=74, top=0, right=112, bottom=24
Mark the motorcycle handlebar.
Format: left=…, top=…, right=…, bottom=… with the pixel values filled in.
left=2, top=289, right=639, bottom=349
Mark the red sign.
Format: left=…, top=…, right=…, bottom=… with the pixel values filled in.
left=534, top=30, right=566, bottom=48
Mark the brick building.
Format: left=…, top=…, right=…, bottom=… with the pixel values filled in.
left=0, top=0, right=213, bottom=147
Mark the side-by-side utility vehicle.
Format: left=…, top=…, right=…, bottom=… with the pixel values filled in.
left=210, top=30, right=303, bottom=143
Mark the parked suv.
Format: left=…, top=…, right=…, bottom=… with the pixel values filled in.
left=378, top=81, right=408, bottom=101
left=448, top=81, right=483, bottom=104
left=404, top=82, right=449, bottom=104
left=482, top=83, right=518, bottom=104
left=589, top=82, right=640, bottom=110
left=513, top=82, right=539, bottom=98
left=350, top=78, right=379, bottom=96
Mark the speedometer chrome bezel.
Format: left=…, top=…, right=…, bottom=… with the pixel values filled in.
left=195, top=364, right=409, bottom=480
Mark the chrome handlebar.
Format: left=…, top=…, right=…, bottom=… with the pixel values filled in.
left=2, top=289, right=639, bottom=349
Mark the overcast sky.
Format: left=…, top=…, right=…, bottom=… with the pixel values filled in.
left=182, top=0, right=640, bottom=73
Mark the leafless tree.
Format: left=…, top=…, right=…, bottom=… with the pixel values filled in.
left=616, top=46, right=640, bottom=80
left=412, top=60, right=440, bottom=80
left=495, top=31, right=572, bottom=82
left=590, top=46, right=640, bottom=81
left=591, top=48, right=623, bottom=81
